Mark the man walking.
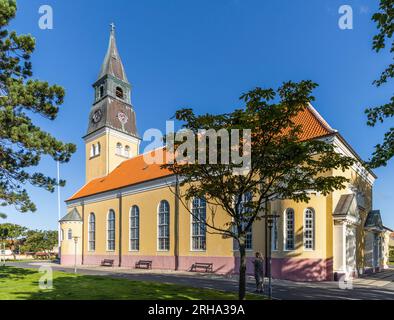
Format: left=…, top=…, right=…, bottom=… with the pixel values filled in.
left=254, top=252, right=264, bottom=293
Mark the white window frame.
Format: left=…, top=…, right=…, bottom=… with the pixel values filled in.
left=157, top=200, right=170, bottom=251
left=284, top=208, right=295, bottom=251
left=190, top=197, right=207, bottom=252
left=107, top=210, right=116, bottom=251
left=129, top=205, right=140, bottom=251
left=303, top=208, right=315, bottom=251
left=96, top=142, right=101, bottom=155
left=124, top=145, right=130, bottom=158
left=116, top=143, right=123, bottom=156
left=272, top=216, right=279, bottom=251
left=233, top=192, right=253, bottom=251
left=88, top=213, right=96, bottom=252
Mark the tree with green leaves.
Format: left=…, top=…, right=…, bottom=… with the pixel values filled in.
left=365, top=0, right=394, bottom=168
left=162, top=80, right=355, bottom=300
left=0, top=0, right=76, bottom=213
left=0, top=213, right=6, bottom=219
left=21, top=229, right=57, bottom=254
left=0, top=223, right=26, bottom=259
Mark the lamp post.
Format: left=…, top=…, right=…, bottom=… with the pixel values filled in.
left=265, top=213, right=279, bottom=299
left=73, top=236, right=79, bottom=274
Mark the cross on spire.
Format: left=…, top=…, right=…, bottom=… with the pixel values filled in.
left=110, top=22, right=115, bottom=34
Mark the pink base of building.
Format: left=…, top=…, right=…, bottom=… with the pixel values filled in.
left=61, top=254, right=334, bottom=281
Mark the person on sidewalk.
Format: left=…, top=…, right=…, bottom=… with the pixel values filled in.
left=253, top=252, right=264, bottom=293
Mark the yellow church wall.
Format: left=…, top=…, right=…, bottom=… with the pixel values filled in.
left=60, top=220, right=83, bottom=265
left=270, top=194, right=329, bottom=259
left=85, top=134, right=108, bottom=182
left=120, top=186, right=176, bottom=257
left=107, top=132, right=139, bottom=173
left=177, top=185, right=234, bottom=258
left=83, top=197, right=120, bottom=257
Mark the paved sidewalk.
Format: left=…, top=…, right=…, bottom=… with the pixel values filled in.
left=4, top=261, right=394, bottom=300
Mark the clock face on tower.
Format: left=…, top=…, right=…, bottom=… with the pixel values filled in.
left=117, top=112, right=128, bottom=125
left=92, top=109, right=103, bottom=123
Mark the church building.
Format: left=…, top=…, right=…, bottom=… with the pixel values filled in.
left=60, top=26, right=386, bottom=281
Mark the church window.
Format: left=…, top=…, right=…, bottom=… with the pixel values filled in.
left=130, top=206, right=140, bottom=251
left=233, top=192, right=253, bottom=250
left=304, top=208, right=315, bottom=250
left=124, top=145, right=130, bottom=158
left=116, top=86, right=124, bottom=99
left=68, top=228, right=72, bottom=240
left=88, top=213, right=96, bottom=251
left=99, top=85, right=104, bottom=98
left=284, top=208, right=295, bottom=250
left=158, top=200, right=170, bottom=251
left=107, top=210, right=115, bottom=251
left=116, top=143, right=123, bottom=155
left=90, top=143, right=100, bottom=158
left=272, top=215, right=279, bottom=251
left=191, top=197, right=206, bottom=251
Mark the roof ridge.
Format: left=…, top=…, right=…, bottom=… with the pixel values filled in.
left=307, top=103, right=337, bottom=134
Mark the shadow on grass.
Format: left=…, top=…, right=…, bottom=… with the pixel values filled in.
left=2, top=266, right=262, bottom=300
left=0, top=266, right=36, bottom=282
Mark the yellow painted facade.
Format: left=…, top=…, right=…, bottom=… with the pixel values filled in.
left=60, top=27, right=386, bottom=281
left=85, top=130, right=139, bottom=183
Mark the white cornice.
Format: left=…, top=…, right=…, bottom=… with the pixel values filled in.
left=84, top=127, right=141, bottom=145
left=66, top=175, right=178, bottom=207
left=321, top=135, right=376, bottom=185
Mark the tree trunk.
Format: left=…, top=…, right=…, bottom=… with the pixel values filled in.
left=238, top=243, right=247, bottom=300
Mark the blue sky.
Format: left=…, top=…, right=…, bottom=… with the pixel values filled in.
left=5, top=0, right=393, bottom=230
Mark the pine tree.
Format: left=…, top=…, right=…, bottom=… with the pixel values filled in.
left=0, top=0, right=76, bottom=212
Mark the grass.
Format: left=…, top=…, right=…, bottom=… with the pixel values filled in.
left=0, top=266, right=264, bottom=300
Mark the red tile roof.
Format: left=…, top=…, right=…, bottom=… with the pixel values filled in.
left=67, top=105, right=336, bottom=201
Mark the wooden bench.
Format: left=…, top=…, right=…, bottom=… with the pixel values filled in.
left=135, top=260, right=152, bottom=269
left=100, top=259, right=114, bottom=267
left=191, top=262, right=213, bottom=273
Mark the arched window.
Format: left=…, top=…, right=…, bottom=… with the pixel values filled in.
left=158, top=200, right=170, bottom=251
left=191, top=197, right=206, bottom=251
left=116, top=87, right=124, bottom=99
left=107, top=210, right=115, bottom=251
left=284, top=208, right=295, bottom=250
left=116, top=143, right=122, bottom=155
left=272, top=215, right=279, bottom=251
left=130, top=206, right=140, bottom=251
left=68, top=228, right=72, bottom=240
left=88, top=213, right=96, bottom=251
left=304, top=208, right=315, bottom=250
left=96, top=142, right=101, bottom=155
left=124, top=145, right=130, bottom=158
left=233, top=192, right=253, bottom=250
left=90, top=144, right=95, bottom=157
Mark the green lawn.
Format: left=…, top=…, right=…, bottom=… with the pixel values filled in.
left=0, top=266, right=264, bottom=300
